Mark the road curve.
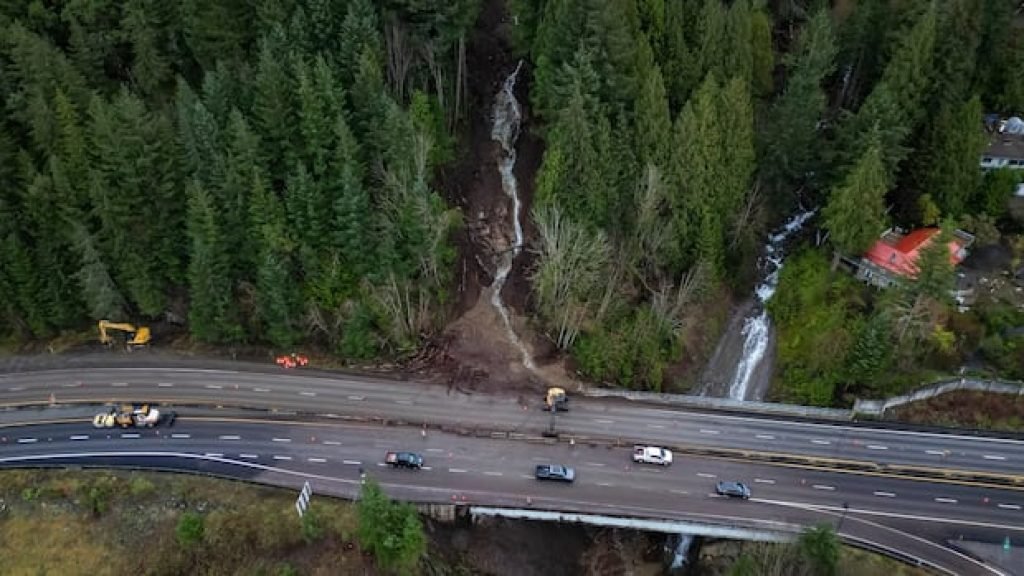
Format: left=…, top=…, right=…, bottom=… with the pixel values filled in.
left=0, top=416, right=1020, bottom=575
left=2, top=367, right=1023, bottom=481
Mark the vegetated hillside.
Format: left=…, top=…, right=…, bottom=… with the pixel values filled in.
left=513, top=0, right=1024, bottom=399
left=0, top=1, right=1022, bottom=403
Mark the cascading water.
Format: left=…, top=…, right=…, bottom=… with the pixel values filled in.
left=720, top=208, right=816, bottom=400
left=489, top=60, right=534, bottom=371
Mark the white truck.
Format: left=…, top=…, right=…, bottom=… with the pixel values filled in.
left=633, top=445, right=673, bottom=466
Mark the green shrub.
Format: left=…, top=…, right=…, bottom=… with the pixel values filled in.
left=176, top=511, right=205, bottom=548
left=129, top=476, right=156, bottom=497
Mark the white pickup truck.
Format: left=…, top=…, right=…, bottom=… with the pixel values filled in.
left=632, top=445, right=673, bottom=466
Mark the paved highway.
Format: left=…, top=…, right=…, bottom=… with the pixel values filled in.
left=2, top=367, right=1023, bottom=480
left=0, top=416, right=1019, bottom=575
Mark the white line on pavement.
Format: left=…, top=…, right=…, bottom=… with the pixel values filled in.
left=205, top=453, right=223, bottom=458
left=8, top=386, right=24, bottom=391
left=754, top=478, right=775, bottom=484
left=348, top=395, right=364, bottom=401
left=647, top=424, right=665, bottom=429
left=240, top=454, right=259, bottom=459
left=307, top=457, right=327, bottom=463
left=484, top=471, right=503, bottom=477
left=597, top=482, right=613, bottom=487
left=873, top=491, right=897, bottom=498
left=17, top=438, right=37, bottom=443
left=219, top=435, right=241, bottom=440
left=421, top=466, right=432, bottom=471
left=273, top=456, right=292, bottom=461
left=396, top=399, right=413, bottom=405
left=585, top=462, right=606, bottom=467
left=866, top=445, right=888, bottom=450
left=121, top=434, right=140, bottom=439
left=812, top=485, right=836, bottom=491
left=520, top=474, right=534, bottom=479
left=448, top=468, right=467, bottom=473
left=205, top=384, right=223, bottom=389
left=670, top=489, right=689, bottom=495
left=62, top=383, right=79, bottom=387
left=272, top=438, right=291, bottom=443
left=69, top=435, right=89, bottom=441
left=299, top=391, right=316, bottom=397
left=983, top=455, right=1007, bottom=461
left=322, top=441, right=341, bottom=446
left=699, top=429, right=720, bottom=435
left=594, top=419, right=615, bottom=424
left=998, top=504, right=1021, bottom=510
left=934, top=497, right=958, bottom=504
left=426, top=448, right=444, bottom=453
left=696, top=473, right=716, bottom=478
left=925, top=449, right=946, bottom=455
left=755, top=434, right=775, bottom=440
left=811, top=439, right=831, bottom=445
left=157, top=383, right=174, bottom=387
left=342, top=460, right=361, bottom=466
left=111, top=382, right=128, bottom=387
left=170, top=434, right=190, bottom=439
left=253, top=388, right=270, bottom=392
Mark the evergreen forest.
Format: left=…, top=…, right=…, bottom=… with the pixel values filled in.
left=0, top=0, right=1023, bottom=406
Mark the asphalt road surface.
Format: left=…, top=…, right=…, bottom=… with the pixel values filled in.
left=0, top=417, right=1020, bottom=575
left=2, top=367, right=1023, bottom=479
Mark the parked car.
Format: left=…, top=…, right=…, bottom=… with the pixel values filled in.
left=535, top=464, right=575, bottom=483
left=384, top=451, right=424, bottom=469
left=715, top=481, right=751, bottom=499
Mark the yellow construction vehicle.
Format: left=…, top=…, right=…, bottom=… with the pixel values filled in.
left=544, top=387, right=569, bottom=411
left=97, top=320, right=151, bottom=349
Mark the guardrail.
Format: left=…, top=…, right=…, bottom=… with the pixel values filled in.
left=854, top=378, right=1024, bottom=418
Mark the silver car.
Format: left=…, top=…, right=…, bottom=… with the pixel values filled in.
left=716, top=481, right=751, bottom=499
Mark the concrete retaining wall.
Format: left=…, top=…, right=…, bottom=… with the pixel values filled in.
left=577, top=386, right=854, bottom=421
left=853, top=378, right=1024, bottom=418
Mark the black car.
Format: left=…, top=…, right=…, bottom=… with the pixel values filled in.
left=385, top=451, right=424, bottom=469
left=535, top=464, right=575, bottom=483
left=715, top=481, right=751, bottom=499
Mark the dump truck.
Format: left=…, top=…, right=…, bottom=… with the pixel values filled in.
left=92, top=404, right=174, bottom=428
left=544, top=387, right=569, bottom=411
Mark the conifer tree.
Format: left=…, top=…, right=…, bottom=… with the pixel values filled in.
left=824, top=133, right=889, bottom=260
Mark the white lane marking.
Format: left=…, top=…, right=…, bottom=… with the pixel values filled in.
left=755, top=434, right=775, bottom=440
left=696, top=473, right=716, bottom=478
left=421, top=466, right=433, bottom=471
left=998, top=504, right=1021, bottom=510
left=273, top=455, right=292, bottom=461
left=754, top=478, right=775, bottom=484
left=17, top=438, right=38, bottom=444
left=594, top=419, right=615, bottom=424
left=121, top=433, right=140, bottom=439
left=866, top=445, right=888, bottom=450
left=253, top=388, right=270, bottom=393
left=448, top=468, right=467, bottom=474
left=205, top=384, right=223, bottom=389
left=873, top=491, right=897, bottom=498
left=396, top=399, right=413, bottom=405
left=585, top=462, right=606, bottom=467
left=157, top=383, right=174, bottom=387
left=299, top=391, right=316, bottom=397
left=69, top=435, right=89, bottom=441
left=812, top=485, right=836, bottom=491
left=219, top=435, right=241, bottom=440
left=983, top=455, right=1007, bottom=461
left=111, top=382, right=128, bottom=387
left=934, top=497, right=958, bottom=504
left=647, top=424, right=665, bottom=429
left=670, top=489, right=689, bottom=495
left=520, top=474, right=534, bottom=480
left=272, top=438, right=292, bottom=443
left=376, top=462, right=386, bottom=467
left=925, top=450, right=946, bottom=455
left=811, top=439, right=831, bottom=445
left=426, top=448, right=445, bottom=453
left=240, top=454, right=259, bottom=459
left=348, top=395, right=364, bottom=401
left=8, top=386, right=24, bottom=391
left=700, top=429, right=720, bottom=435
left=597, top=482, right=614, bottom=487
left=322, top=441, right=341, bottom=446
left=170, top=434, right=190, bottom=439
left=62, top=383, right=80, bottom=388
left=205, top=453, right=223, bottom=458
left=342, top=460, right=361, bottom=466
left=307, top=457, right=327, bottom=463
left=484, top=471, right=503, bottom=477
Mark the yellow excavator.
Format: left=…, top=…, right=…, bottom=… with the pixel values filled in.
left=544, top=387, right=569, bottom=411
left=97, top=320, right=151, bottom=349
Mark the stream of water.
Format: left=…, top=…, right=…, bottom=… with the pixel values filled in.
left=489, top=60, right=534, bottom=371
left=724, top=208, right=816, bottom=400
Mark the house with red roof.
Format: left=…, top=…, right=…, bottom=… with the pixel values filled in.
left=853, top=227, right=975, bottom=288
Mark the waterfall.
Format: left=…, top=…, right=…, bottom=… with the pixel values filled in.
left=727, top=208, right=816, bottom=400
left=489, top=61, right=534, bottom=370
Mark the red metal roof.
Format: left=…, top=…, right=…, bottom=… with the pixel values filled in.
left=863, top=228, right=968, bottom=278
